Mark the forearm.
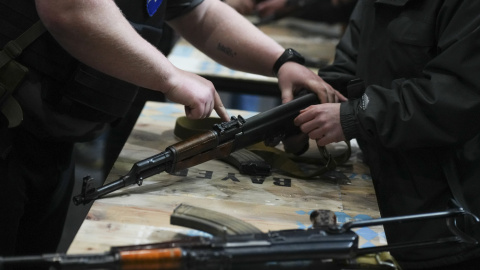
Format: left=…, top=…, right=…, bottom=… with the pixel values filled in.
left=168, top=0, right=284, bottom=77
left=35, top=0, right=177, bottom=93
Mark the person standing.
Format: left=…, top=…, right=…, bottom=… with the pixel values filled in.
left=292, top=1, right=480, bottom=269
left=0, top=0, right=337, bottom=256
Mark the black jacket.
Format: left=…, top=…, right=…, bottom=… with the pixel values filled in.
left=319, top=0, right=480, bottom=268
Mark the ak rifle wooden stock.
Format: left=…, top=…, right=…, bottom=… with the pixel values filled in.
left=73, top=93, right=320, bottom=205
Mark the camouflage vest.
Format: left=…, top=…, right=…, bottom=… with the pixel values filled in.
left=0, top=0, right=169, bottom=127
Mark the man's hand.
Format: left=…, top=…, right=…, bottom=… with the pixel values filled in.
left=164, top=68, right=230, bottom=122
left=294, top=103, right=345, bottom=146
left=276, top=62, right=345, bottom=104
left=277, top=62, right=346, bottom=152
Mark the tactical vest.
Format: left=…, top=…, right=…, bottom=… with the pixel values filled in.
left=0, top=0, right=170, bottom=124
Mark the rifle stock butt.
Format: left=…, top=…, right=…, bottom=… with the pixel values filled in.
left=119, top=248, right=183, bottom=270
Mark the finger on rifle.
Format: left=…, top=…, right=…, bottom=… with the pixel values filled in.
left=213, top=91, right=230, bottom=122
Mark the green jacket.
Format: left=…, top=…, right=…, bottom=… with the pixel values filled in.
left=320, top=0, right=480, bottom=268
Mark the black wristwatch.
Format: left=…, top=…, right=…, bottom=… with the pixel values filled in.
left=273, top=48, right=305, bottom=76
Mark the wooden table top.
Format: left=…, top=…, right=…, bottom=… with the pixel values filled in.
left=68, top=102, right=385, bottom=254
left=167, top=17, right=340, bottom=83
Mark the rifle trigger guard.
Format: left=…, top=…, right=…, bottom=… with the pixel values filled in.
left=264, top=133, right=284, bottom=147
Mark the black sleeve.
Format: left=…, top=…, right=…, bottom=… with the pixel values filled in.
left=165, top=0, right=204, bottom=21
left=356, top=2, right=480, bottom=149
left=314, top=1, right=362, bottom=141
left=317, top=1, right=361, bottom=97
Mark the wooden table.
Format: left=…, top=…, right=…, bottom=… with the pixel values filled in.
left=68, top=102, right=385, bottom=254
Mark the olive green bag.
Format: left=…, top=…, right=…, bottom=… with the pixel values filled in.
left=0, top=21, right=46, bottom=128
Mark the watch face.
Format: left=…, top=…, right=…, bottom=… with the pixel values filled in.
left=288, top=49, right=305, bottom=63
left=273, top=48, right=305, bottom=76
left=289, top=49, right=299, bottom=57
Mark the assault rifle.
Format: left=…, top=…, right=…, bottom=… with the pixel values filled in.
left=73, top=92, right=322, bottom=205
left=1, top=204, right=478, bottom=270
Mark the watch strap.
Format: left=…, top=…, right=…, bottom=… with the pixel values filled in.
left=273, top=48, right=305, bottom=76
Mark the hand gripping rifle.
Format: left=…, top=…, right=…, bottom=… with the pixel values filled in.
left=73, top=92, right=322, bottom=205
left=1, top=203, right=478, bottom=270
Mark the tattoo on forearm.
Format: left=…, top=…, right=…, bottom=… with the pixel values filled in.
left=217, top=42, right=236, bottom=57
